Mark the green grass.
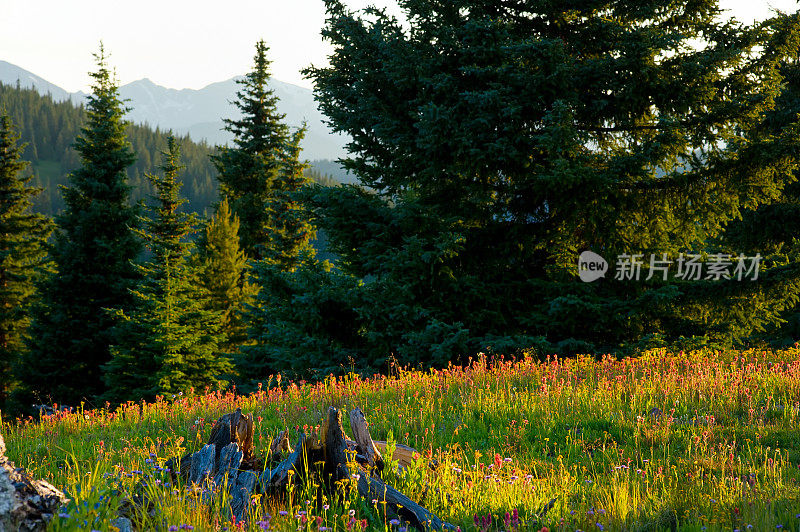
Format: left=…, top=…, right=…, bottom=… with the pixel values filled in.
left=3, top=347, right=800, bottom=531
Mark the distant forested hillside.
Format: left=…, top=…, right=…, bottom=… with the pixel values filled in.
left=306, top=159, right=356, bottom=184
left=0, top=82, right=338, bottom=216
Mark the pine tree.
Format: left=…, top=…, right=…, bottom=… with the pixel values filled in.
left=296, top=1, right=800, bottom=366
left=0, top=114, right=53, bottom=405
left=197, top=197, right=257, bottom=354
left=265, top=129, right=315, bottom=269
left=212, top=40, right=314, bottom=266
left=104, top=137, right=230, bottom=403
left=16, top=46, right=142, bottom=406
left=239, top=254, right=364, bottom=384
left=0, top=82, right=222, bottom=218
left=716, top=42, right=800, bottom=344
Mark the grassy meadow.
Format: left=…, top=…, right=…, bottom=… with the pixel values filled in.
left=3, top=348, right=800, bottom=531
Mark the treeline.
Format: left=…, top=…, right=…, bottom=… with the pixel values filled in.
left=3, top=0, right=800, bottom=414
left=0, top=82, right=218, bottom=215
left=0, top=42, right=319, bottom=412
left=0, top=82, right=339, bottom=216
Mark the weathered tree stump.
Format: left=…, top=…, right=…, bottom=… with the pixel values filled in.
left=0, top=430, right=68, bottom=531
left=350, top=407, right=384, bottom=475
left=322, top=407, right=453, bottom=531
left=230, top=470, right=257, bottom=522
left=212, top=443, right=242, bottom=489
left=207, top=409, right=254, bottom=462
left=158, top=411, right=260, bottom=523
left=325, top=407, right=354, bottom=484
left=187, top=444, right=215, bottom=485
left=111, top=516, right=133, bottom=532
left=259, top=433, right=306, bottom=492
left=158, top=406, right=453, bottom=531
left=166, top=408, right=258, bottom=481
left=269, top=429, right=293, bottom=458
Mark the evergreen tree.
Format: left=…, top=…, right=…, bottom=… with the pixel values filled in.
left=294, top=1, right=800, bottom=367
left=0, top=114, right=53, bottom=405
left=0, top=82, right=222, bottom=217
left=197, top=197, right=256, bottom=354
left=266, top=129, right=315, bottom=269
left=717, top=42, right=800, bottom=344
left=239, top=254, right=363, bottom=385
left=104, top=137, right=231, bottom=403
left=0, top=82, right=342, bottom=219
left=212, top=41, right=314, bottom=266
left=16, top=47, right=142, bottom=406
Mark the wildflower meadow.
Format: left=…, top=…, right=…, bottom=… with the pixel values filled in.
left=3, top=348, right=800, bottom=531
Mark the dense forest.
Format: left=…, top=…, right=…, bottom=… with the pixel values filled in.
left=2, top=0, right=800, bottom=414
left=0, top=82, right=338, bottom=216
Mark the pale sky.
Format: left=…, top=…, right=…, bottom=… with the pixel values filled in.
left=0, top=0, right=797, bottom=93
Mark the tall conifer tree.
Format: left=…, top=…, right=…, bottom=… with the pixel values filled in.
left=266, top=129, right=315, bottom=269
left=104, top=137, right=230, bottom=403
left=294, top=0, right=800, bottom=366
left=212, top=41, right=314, bottom=267
left=16, top=46, right=141, bottom=406
left=0, top=114, right=53, bottom=404
left=717, top=41, right=800, bottom=343
left=197, top=197, right=256, bottom=354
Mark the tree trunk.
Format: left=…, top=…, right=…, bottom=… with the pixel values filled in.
left=349, top=407, right=384, bottom=475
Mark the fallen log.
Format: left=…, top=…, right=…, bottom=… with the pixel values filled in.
left=357, top=475, right=456, bottom=531
left=0, top=430, right=68, bottom=531
left=373, top=441, right=427, bottom=470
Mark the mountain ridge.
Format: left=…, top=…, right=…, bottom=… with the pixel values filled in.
left=0, top=60, right=349, bottom=162
left=0, top=60, right=72, bottom=101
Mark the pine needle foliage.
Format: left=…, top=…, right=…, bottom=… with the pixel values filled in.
left=104, top=137, right=231, bottom=403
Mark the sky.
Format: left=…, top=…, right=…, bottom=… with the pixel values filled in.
left=0, top=0, right=797, bottom=93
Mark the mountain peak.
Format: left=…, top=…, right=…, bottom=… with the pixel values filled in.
left=0, top=60, right=348, bottom=161
left=0, top=60, right=71, bottom=101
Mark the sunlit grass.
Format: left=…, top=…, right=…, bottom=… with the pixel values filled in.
left=3, top=347, right=800, bottom=531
